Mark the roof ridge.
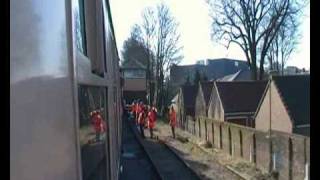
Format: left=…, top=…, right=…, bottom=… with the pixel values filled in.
left=253, top=80, right=271, bottom=119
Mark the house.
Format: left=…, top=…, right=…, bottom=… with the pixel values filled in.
left=254, top=75, right=310, bottom=136
left=177, top=85, right=198, bottom=128
left=195, top=82, right=214, bottom=117
left=170, top=93, right=179, bottom=111
left=121, top=59, right=147, bottom=103
left=169, top=58, right=249, bottom=95
left=208, top=81, right=267, bottom=127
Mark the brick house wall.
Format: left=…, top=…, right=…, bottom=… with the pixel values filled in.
left=177, top=88, right=187, bottom=129
left=195, top=85, right=207, bottom=117
left=255, top=81, right=293, bottom=133
left=123, top=78, right=146, bottom=91
left=208, top=85, right=224, bottom=121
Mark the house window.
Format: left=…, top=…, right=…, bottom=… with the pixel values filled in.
left=75, top=0, right=87, bottom=55
left=123, top=69, right=146, bottom=78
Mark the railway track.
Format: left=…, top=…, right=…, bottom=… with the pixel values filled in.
left=120, top=116, right=161, bottom=180
left=126, top=116, right=201, bottom=180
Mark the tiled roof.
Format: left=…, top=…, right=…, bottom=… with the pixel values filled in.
left=182, top=84, right=198, bottom=116
left=272, top=75, right=310, bottom=126
left=200, top=82, right=214, bottom=106
left=170, top=58, right=249, bottom=86
left=215, top=81, right=268, bottom=113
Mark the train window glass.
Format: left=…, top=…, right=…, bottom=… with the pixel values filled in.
left=102, top=4, right=108, bottom=73
left=78, top=85, right=108, bottom=180
left=75, top=0, right=87, bottom=55
left=91, top=0, right=106, bottom=78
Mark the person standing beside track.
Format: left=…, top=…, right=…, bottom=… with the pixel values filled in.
left=147, top=106, right=157, bottom=139
left=130, top=101, right=136, bottom=121
left=169, top=106, right=177, bottom=139
left=135, top=101, right=142, bottom=125
left=138, top=104, right=146, bottom=138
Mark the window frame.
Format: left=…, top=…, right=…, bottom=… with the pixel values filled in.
left=75, top=0, right=88, bottom=56
left=74, top=0, right=106, bottom=78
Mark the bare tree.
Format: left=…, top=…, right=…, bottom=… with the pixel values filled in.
left=208, top=0, right=305, bottom=80
left=139, top=3, right=183, bottom=111
left=267, top=16, right=300, bottom=75
left=141, top=8, right=156, bottom=105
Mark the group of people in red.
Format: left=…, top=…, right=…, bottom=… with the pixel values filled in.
left=129, top=100, right=177, bottom=139
left=130, top=101, right=157, bottom=138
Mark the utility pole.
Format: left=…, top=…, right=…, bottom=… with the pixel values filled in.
left=269, top=74, right=273, bottom=172
left=269, top=75, right=272, bottom=136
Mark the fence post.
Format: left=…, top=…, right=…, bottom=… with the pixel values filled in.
left=212, top=122, right=214, bottom=147
left=219, top=124, right=223, bottom=149
left=199, top=117, right=201, bottom=138
left=273, top=152, right=276, bottom=171
left=304, top=163, right=309, bottom=180
left=250, top=143, right=252, bottom=163
left=228, top=127, right=232, bottom=155
left=205, top=119, right=208, bottom=141
left=193, top=118, right=195, bottom=135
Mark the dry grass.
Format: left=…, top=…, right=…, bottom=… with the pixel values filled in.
left=153, top=119, right=273, bottom=180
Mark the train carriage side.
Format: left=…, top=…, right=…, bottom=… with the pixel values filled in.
left=10, top=0, right=122, bottom=180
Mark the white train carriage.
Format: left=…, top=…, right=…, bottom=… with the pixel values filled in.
left=10, top=0, right=122, bottom=179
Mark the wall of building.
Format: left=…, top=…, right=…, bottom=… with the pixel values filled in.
left=255, top=82, right=293, bottom=134
left=195, top=86, right=207, bottom=117
left=123, top=78, right=146, bottom=91
left=208, top=85, right=224, bottom=121
left=183, top=117, right=310, bottom=180
left=177, top=89, right=185, bottom=129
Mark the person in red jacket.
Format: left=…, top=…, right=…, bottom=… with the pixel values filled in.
left=138, top=106, right=146, bottom=138
left=169, top=106, right=177, bottom=138
left=90, top=110, right=106, bottom=142
left=148, top=106, right=157, bottom=138
left=136, top=101, right=144, bottom=125
left=135, top=101, right=140, bottom=125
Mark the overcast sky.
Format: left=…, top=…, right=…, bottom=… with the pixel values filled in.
left=110, top=0, right=310, bottom=70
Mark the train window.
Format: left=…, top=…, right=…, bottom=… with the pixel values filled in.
left=74, top=0, right=87, bottom=55
left=78, top=85, right=108, bottom=180
left=102, top=4, right=108, bottom=73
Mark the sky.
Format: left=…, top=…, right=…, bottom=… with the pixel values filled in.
left=110, top=0, right=310, bottom=70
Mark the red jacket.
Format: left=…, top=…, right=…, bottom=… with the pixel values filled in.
left=138, top=111, right=145, bottom=125
left=148, top=110, right=156, bottom=129
left=135, top=104, right=139, bottom=114
left=131, top=104, right=136, bottom=113
left=169, top=110, right=177, bottom=127
left=91, top=113, right=106, bottom=133
left=138, top=104, right=144, bottom=114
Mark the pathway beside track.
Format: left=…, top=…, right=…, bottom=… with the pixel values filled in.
left=127, top=116, right=201, bottom=180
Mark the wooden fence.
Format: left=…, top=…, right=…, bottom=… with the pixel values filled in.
left=182, top=116, right=310, bottom=180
